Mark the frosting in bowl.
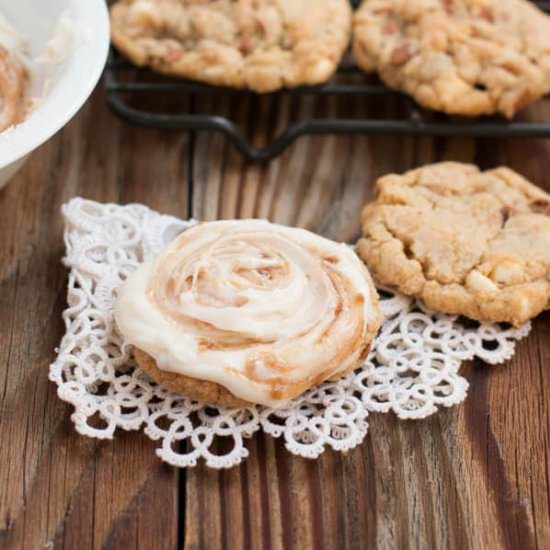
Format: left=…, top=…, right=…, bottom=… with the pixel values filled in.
left=0, top=13, right=29, bottom=131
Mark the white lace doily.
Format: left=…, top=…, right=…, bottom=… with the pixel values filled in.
left=49, top=198, right=531, bottom=468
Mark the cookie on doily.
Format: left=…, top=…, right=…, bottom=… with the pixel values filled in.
left=352, top=0, right=550, bottom=118
left=49, top=198, right=534, bottom=468
left=110, top=0, right=352, bottom=92
left=357, top=162, right=550, bottom=326
left=115, top=219, right=382, bottom=408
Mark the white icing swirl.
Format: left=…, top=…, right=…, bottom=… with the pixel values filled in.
left=115, top=220, right=381, bottom=407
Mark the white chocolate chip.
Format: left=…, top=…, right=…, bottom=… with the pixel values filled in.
left=466, top=270, right=499, bottom=293
left=490, top=260, right=525, bottom=286
left=130, top=1, right=162, bottom=28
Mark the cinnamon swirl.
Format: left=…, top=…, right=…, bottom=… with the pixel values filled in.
left=114, top=220, right=382, bottom=408
left=0, top=15, right=28, bottom=132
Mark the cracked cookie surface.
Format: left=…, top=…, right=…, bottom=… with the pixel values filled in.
left=357, top=162, right=550, bottom=326
left=110, top=0, right=352, bottom=92
left=353, top=0, right=550, bottom=118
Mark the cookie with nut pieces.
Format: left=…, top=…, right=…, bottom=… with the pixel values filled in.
left=110, top=0, right=352, bottom=92
left=357, top=162, right=550, bottom=326
left=353, top=0, right=550, bottom=118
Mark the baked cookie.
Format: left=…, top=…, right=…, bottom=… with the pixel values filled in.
left=357, top=162, right=550, bottom=326
left=134, top=348, right=250, bottom=408
left=353, top=0, right=550, bottom=118
left=110, top=0, right=352, bottom=92
left=115, top=220, right=382, bottom=408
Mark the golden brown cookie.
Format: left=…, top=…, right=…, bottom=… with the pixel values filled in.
left=353, top=0, right=550, bottom=118
left=134, top=343, right=373, bottom=408
left=357, top=162, right=550, bottom=326
left=134, top=348, right=250, bottom=407
left=110, top=0, right=352, bottom=92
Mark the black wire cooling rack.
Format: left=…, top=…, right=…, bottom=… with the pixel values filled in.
left=105, top=0, right=550, bottom=161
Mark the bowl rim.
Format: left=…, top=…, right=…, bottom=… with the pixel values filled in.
left=0, top=0, right=110, bottom=168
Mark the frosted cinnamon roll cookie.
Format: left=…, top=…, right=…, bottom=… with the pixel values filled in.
left=357, top=162, right=550, bottom=327
left=353, top=0, right=550, bottom=118
left=115, top=220, right=382, bottom=408
left=110, top=0, right=352, bottom=92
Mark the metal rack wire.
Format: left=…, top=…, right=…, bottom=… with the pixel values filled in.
left=105, top=0, right=550, bottom=161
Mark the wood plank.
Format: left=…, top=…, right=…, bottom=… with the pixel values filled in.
left=0, top=88, right=187, bottom=550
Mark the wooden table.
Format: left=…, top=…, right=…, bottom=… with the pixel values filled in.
left=1, top=85, right=549, bottom=550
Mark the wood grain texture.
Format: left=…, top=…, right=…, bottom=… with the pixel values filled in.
left=0, top=88, right=188, bottom=550
left=1, top=84, right=550, bottom=550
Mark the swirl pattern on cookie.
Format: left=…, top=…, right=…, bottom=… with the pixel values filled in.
left=115, top=220, right=381, bottom=408
left=110, top=0, right=352, bottom=92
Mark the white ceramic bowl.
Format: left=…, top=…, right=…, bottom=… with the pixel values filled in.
left=0, top=0, right=110, bottom=188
